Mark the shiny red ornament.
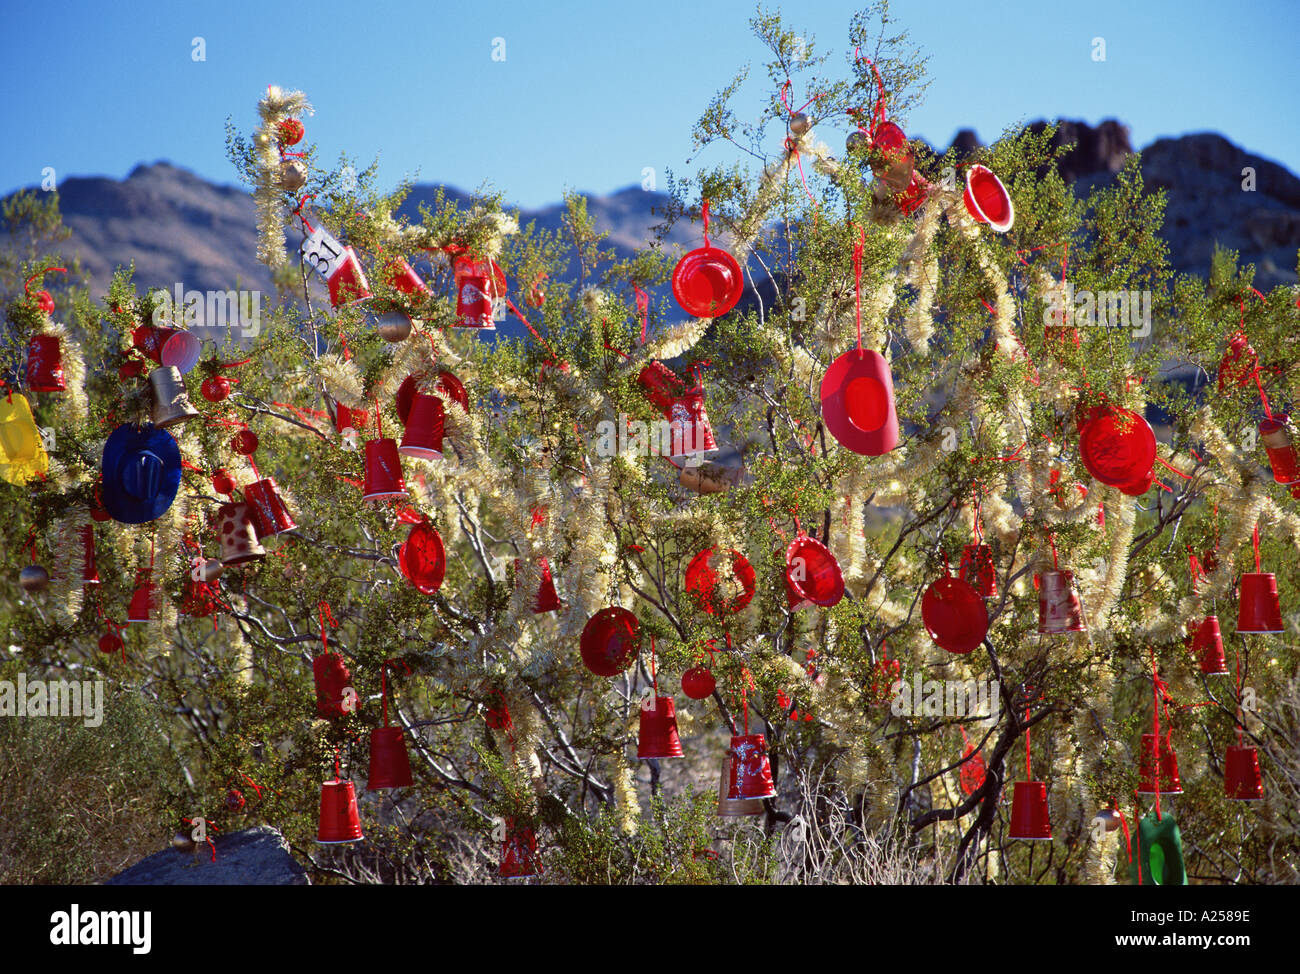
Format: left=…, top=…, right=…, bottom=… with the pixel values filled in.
left=681, top=666, right=716, bottom=700
left=579, top=607, right=640, bottom=677
left=277, top=118, right=305, bottom=146
left=231, top=429, right=259, bottom=455
left=200, top=376, right=231, bottom=402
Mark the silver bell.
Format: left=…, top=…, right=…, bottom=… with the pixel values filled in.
left=149, top=366, right=201, bottom=429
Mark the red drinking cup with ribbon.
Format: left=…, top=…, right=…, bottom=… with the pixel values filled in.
left=398, top=520, right=446, bottom=595
left=921, top=572, right=989, bottom=655
left=1078, top=406, right=1156, bottom=487
left=317, top=777, right=363, bottom=844
left=1192, top=616, right=1228, bottom=675
left=671, top=200, right=744, bottom=319
left=25, top=334, right=65, bottom=392
left=362, top=437, right=407, bottom=502
left=243, top=477, right=297, bottom=537
left=1224, top=745, right=1263, bottom=801
left=726, top=733, right=776, bottom=800
left=784, top=529, right=845, bottom=610
left=1008, top=781, right=1052, bottom=840
left=398, top=392, right=445, bottom=460
left=1259, top=416, right=1300, bottom=486
left=131, top=324, right=201, bottom=374
left=962, top=164, right=1015, bottom=233
left=368, top=661, right=414, bottom=790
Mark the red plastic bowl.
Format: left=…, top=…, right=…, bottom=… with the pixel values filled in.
left=685, top=547, right=756, bottom=616
left=398, top=521, right=446, bottom=595
left=672, top=246, right=743, bottom=319
left=784, top=533, right=845, bottom=607
left=820, top=347, right=900, bottom=456
left=921, top=576, right=989, bottom=655
left=1078, top=408, right=1156, bottom=487
left=580, top=607, right=641, bottom=677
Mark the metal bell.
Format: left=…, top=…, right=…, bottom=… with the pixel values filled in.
left=149, top=366, right=201, bottom=429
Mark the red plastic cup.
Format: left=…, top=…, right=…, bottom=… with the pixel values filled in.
left=316, top=780, right=363, bottom=843
left=131, top=324, right=201, bottom=374
left=726, top=734, right=776, bottom=800
left=921, top=575, right=989, bottom=655
left=962, top=164, right=1015, bottom=233
left=500, top=820, right=539, bottom=878
left=26, top=335, right=65, bottom=392
left=326, top=247, right=372, bottom=308
left=127, top=573, right=156, bottom=623
left=637, top=696, right=684, bottom=759
left=636, top=361, right=686, bottom=414
left=532, top=558, right=561, bottom=613
left=1079, top=407, right=1156, bottom=487
left=1038, top=569, right=1086, bottom=634
left=1259, top=417, right=1300, bottom=485
left=367, top=726, right=414, bottom=790
left=383, top=257, right=430, bottom=297
left=455, top=273, right=494, bottom=329
left=1193, top=616, right=1228, bottom=676
left=1223, top=745, right=1263, bottom=801
left=666, top=390, right=717, bottom=459
left=79, top=525, right=100, bottom=586
left=958, top=543, right=997, bottom=598
left=398, top=393, right=445, bottom=460
left=1237, top=572, right=1283, bottom=633
left=579, top=607, right=640, bottom=677
left=362, top=437, right=407, bottom=502
left=1136, top=733, right=1183, bottom=795
left=243, top=477, right=297, bottom=537
left=1008, top=781, right=1052, bottom=840
left=869, top=121, right=915, bottom=192
left=313, top=652, right=352, bottom=719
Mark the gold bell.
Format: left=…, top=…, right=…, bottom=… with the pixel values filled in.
left=716, top=759, right=765, bottom=819
left=149, top=366, right=201, bottom=429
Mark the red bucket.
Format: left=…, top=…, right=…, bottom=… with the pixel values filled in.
left=1237, top=572, right=1283, bottom=633
left=579, top=607, right=640, bottom=677
left=1008, top=781, right=1052, bottom=841
left=958, top=543, right=997, bottom=598
left=784, top=532, right=845, bottom=610
left=1193, top=616, right=1228, bottom=676
left=398, top=392, right=445, bottom=460
left=326, top=247, right=372, bottom=308
left=921, top=575, right=989, bottom=655
left=1259, top=417, right=1300, bottom=485
left=1224, top=744, right=1263, bottom=801
left=131, top=324, right=201, bottom=374
left=317, top=779, right=363, bottom=843
left=726, top=734, right=776, bottom=800
left=1078, top=407, right=1156, bottom=487
left=672, top=246, right=744, bottom=319
left=26, top=334, right=65, bottom=392
left=685, top=547, right=756, bottom=616
left=1038, top=569, right=1086, bottom=634
left=637, top=696, right=684, bottom=759
left=667, top=390, right=717, bottom=459
left=1136, top=733, right=1183, bottom=795
left=962, top=164, right=1015, bottom=233
left=243, top=477, right=297, bottom=537
left=398, top=520, right=446, bottom=595
left=820, top=347, right=899, bottom=456
left=362, top=437, right=407, bottom=502
left=367, top=726, right=413, bottom=790
left=313, top=652, right=352, bottom=719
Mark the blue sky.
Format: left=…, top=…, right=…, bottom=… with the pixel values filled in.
left=2, top=0, right=1297, bottom=207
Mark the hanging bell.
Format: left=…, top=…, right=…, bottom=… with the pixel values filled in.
left=215, top=501, right=266, bottom=566
left=1037, top=569, right=1086, bottom=634
left=313, top=652, right=352, bottom=719
left=244, top=478, right=296, bottom=538
left=148, top=366, right=201, bottom=429
left=398, top=393, right=445, bottom=460
left=362, top=437, right=407, bottom=502
left=367, top=726, right=413, bottom=790
left=637, top=696, right=684, bottom=759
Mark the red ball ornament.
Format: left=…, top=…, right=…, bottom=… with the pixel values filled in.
left=681, top=666, right=716, bottom=700
left=118, top=359, right=145, bottom=381
left=99, top=631, right=123, bottom=655
left=35, top=290, right=55, bottom=315
left=201, top=376, right=231, bottom=402
left=232, top=429, right=259, bottom=455
left=226, top=788, right=247, bottom=811
left=277, top=118, right=305, bottom=146
left=211, top=469, right=235, bottom=495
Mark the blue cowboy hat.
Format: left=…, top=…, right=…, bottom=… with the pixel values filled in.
left=100, top=423, right=182, bottom=523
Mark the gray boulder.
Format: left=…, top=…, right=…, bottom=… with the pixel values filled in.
left=105, top=826, right=310, bottom=885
